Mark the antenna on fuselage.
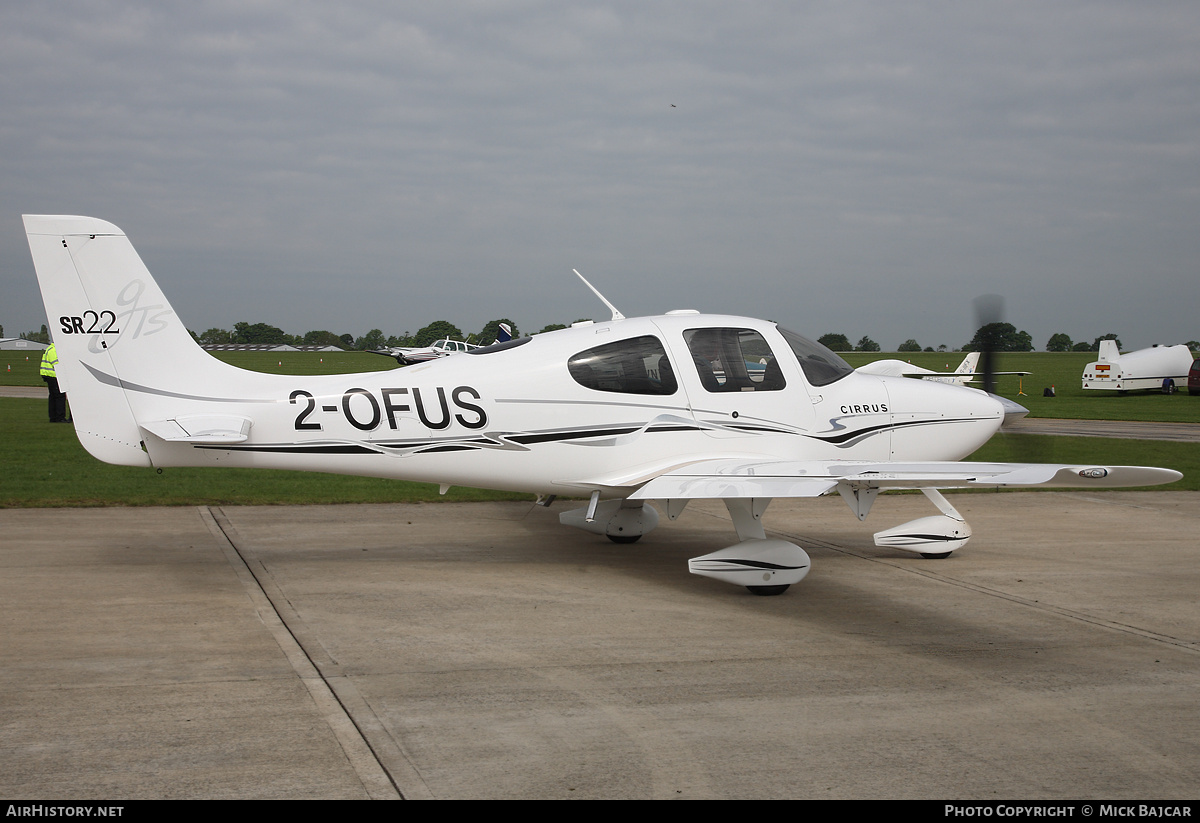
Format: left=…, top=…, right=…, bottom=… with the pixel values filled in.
left=573, top=268, right=625, bottom=322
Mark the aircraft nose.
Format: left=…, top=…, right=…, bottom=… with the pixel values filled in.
left=880, top=376, right=1006, bottom=460
left=991, top=393, right=1029, bottom=427
left=889, top=376, right=1005, bottom=422
left=966, top=386, right=1007, bottom=424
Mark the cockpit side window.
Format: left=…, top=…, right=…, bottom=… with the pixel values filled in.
left=777, top=327, right=854, bottom=387
left=568, top=335, right=678, bottom=395
left=684, top=328, right=786, bottom=392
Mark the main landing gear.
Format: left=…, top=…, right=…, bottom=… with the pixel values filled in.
left=871, top=489, right=972, bottom=559
left=559, top=495, right=809, bottom=596
left=559, top=488, right=971, bottom=596
left=686, top=499, right=811, bottom=596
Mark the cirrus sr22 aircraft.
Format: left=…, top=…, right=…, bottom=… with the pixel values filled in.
left=24, top=215, right=1181, bottom=596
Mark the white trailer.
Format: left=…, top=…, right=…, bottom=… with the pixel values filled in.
left=1082, top=340, right=1193, bottom=393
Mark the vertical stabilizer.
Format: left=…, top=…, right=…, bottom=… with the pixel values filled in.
left=23, top=215, right=242, bottom=466
left=955, top=351, right=980, bottom=376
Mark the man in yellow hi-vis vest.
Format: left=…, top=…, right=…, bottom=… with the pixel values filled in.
left=40, top=343, right=69, bottom=423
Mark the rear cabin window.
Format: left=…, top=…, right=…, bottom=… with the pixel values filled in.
left=684, top=328, right=787, bottom=392
left=568, top=336, right=678, bottom=395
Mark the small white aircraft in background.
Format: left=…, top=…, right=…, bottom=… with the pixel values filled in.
left=25, top=215, right=1181, bottom=596
left=858, top=351, right=981, bottom=384
left=859, top=351, right=1030, bottom=386
left=373, top=325, right=512, bottom=366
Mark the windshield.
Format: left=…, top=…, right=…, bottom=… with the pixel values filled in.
left=777, top=327, right=854, bottom=387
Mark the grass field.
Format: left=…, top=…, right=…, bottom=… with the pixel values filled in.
left=1, top=348, right=400, bottom=386
left=2, top=390, right=1196, bottom=507
left=965, top=430, right=1195, bottom=490
left=0, top=398, right=529, bottom=507
left=7, top=347, right=1195, bottom=422
left=3, top=346, right=1195, bottom=507
left=840, top=351, right=1199, bottom=423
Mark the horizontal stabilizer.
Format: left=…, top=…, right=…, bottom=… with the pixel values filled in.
left=140, top=415, right=252, bottom=444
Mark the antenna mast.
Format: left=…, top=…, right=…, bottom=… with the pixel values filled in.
left=573, top=268, right=625, bottom=321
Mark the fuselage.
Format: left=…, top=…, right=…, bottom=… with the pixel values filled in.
left=136, top=312, right=1006, bottom=496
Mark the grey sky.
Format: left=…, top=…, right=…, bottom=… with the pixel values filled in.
left=3, top=1, right=1198, bottom=351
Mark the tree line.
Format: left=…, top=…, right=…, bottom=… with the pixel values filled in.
left=819, top=325, right=1199, bottom=353
left=189, top=316, right=601, bottom=350
left=191, top=318, right=528, bottom=350
left=11, top=319, right=1197, bottom=354
left=11, top=316, right=586, bottom=350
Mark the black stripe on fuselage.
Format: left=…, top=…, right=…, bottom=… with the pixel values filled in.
left=189, top=416, right=981, bottom=456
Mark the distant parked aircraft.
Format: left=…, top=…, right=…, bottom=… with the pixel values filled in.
left=858, top=352, right=1029, bottom=386
left=374, top=324, right=513, bottom=366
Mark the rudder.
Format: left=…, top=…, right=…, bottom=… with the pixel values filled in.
left=23, top=215, right=238, bottom=466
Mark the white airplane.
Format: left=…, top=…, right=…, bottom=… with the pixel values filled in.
left=374, top=325, right=512, bottom=366
left=374, top=337, right=480, bottom=365
left=858, top=351, right=1029, bottom=386
left=24, top=215, right=1181, bottom=596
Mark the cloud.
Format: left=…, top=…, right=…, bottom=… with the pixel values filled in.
left=3, top=1, right=1198, bottom=349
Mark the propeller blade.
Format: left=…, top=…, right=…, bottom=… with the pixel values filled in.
left=973, top=294, right=1004, bottom=396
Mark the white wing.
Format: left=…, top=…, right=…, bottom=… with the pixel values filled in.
left=626, top=458, right=1181, bottom=500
